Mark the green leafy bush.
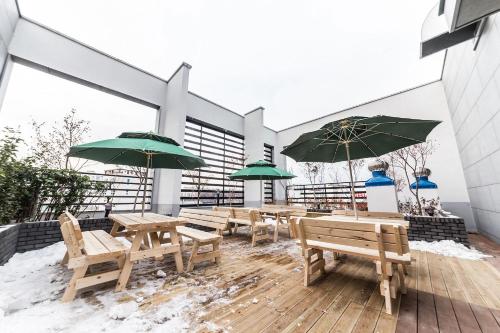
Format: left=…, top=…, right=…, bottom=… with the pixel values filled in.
left=0, top=128, right=108, bottom=224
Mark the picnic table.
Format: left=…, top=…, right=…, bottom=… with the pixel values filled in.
left=257, top=207, right=294, bottom=241
left=109, top=213, right=186, bottom=291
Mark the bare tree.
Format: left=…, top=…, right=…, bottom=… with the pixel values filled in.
left=387, top=140, right=436, bottom=215
left=342, top=158, right=366, bottom=181
left=130, top=167, right=149, bottom=212
left=31, top=108, right=90, bottom=171
left=185, top=169, right=209, bottom=207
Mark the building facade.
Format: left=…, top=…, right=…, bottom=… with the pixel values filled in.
left=1, top=1, right=498, bottom=241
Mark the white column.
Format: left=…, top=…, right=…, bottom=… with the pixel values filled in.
left=152, top=63, right=191, bottom=216
left=274, top=138, right=288, bottom=205
left=244, top=107, right=265, bottom=207
left=0, top=55, right=13, bottom=110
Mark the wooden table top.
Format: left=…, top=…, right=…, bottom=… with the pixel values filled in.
left=257, top=207, right=293, bottom=214
left=315, top=214, right=409, bottom=228
left=109, top=213, right=186, bottom=230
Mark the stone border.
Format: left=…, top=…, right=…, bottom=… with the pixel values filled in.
left=0, top=224, right=21, bottom=265
left=405, top=215, right=469, bottom=246
left=0, top=218, right=113, bottom=265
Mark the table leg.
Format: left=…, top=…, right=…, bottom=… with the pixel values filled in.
left=284, top=213, right=291, bottom=238
left=169, top=227, right=184, bottom=273
left=273, top=213, right=279, bottom=242
left=142, top=233, right=151, bottom=248
left=110, top=221, right=120, bottom=237
left=149, top=232, right=163, bottom=261
left=115, top=231, right=144, bottom=292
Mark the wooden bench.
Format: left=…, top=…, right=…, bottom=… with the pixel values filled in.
left=215, top=207, right=271, bottom=246
left=58, top=212, right=127, bottom=302
left=296, top=217, right=411, bottom=314
left=177, top=209, right=230, bottom=271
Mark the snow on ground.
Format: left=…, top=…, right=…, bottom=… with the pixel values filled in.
left=409, top=240, right=492, bottom=260
left=0, top=241, right=230, bottom=333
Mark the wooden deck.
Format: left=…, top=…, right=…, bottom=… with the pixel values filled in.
left=126, top=233, right=500, bottom=332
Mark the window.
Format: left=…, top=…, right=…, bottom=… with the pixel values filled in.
left=181, top=117, right=245, bottom=207
left=264, top=144, right=274, bottom=204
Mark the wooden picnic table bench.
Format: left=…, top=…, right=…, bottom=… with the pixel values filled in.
left=109, top=213, right=185, bottom=291
left=177, top=209, right=230, bottom=271
left=257, top=206, right=294, bottom=241
left=58, top=212, right=128, bottom=302
left=296, top=216, right=411, bottom=315
left=213, top=207, right=271, bottom=246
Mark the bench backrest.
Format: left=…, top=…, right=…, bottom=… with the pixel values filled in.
left=212, top=206, right=234, bottom=217
left=58, top=211, right=83, bottom=242
left=332, top=210, right=403, bottom=219
left=58, top=212, right=83, bottom=258
left=179, top=208, right=230, bottom=232
left=263, top=204, right=307, bottom=217
left=296, top=217, right=409, bottom=255
left=232, top=207, right=260, bottom=223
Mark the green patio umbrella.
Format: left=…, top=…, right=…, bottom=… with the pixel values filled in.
left=281, top=115, right=440, bottom=219
left=68, top=131, right=206, bottom=216
left=228, top=160, right=296, bottom=206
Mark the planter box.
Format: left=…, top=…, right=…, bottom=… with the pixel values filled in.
left=405, top=215, right=469, bottom=246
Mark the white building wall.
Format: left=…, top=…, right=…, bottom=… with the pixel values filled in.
left=277, top=81, right=476, bottom=230
left=186, top=92, right=244, bottom=135
left=0, top=0, right=18, bottom=108
left=441, top=13, right=500, bottom=242
left=8, top=19, right=166, bottom=107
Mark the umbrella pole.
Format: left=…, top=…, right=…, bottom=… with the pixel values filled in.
left=142, top=154, right=151, bottom=217
left=345, top=142, right=358, bottom=220
left=260, top=179, right=263, bottom=207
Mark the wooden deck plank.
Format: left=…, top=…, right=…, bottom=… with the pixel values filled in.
left=263, top=258, right=369, bottom=333
left=438, top=253, right=483, bottom=333
left=449, top=257, right=500, bottom=332
left=93, top=234, right=498, bottom=333
left=306, top=260, right=376, bottom=333
left=426, top=253, right=461, bottom=333
left=395, top=260, right=417, bottom=333
left=416, top=251, right=439, bottom=333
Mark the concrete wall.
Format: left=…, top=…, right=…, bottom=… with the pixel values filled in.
left=0, top=0, right=18, bottom=108
left=8, top=18, right=166, bottom=108
left=277, top=81, right=476, bottom=230
left=441, top=13, right=500, bottom=242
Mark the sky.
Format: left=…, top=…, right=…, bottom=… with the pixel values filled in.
left=6, top=0, right=445, bottom=132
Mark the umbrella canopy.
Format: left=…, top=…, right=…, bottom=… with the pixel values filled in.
left=228, top=160, right=295, bottom=205
left=281, top=116, right=441, bottom=162
left=68, top=132, right=206, bottom=215
left=281, top=115, right=440, bottom=218
left=228, top=160, right=295, bottom=180
left=68, top=132, right=206, bottom=169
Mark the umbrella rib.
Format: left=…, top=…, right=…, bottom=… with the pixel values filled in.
left=361, top=128, right=425, bottom=142
left=349, top=130, right=380, bottom=158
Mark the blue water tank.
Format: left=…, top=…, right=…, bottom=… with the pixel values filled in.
left=365, top=170, right=394, bottom=187
left=410, top=176, right=437, bottom=189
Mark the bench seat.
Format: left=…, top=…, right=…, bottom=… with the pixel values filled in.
left=300, top=239, right=411, bottom=264
left=177, top=226, right=222, bottom=243
left=177, top=209, right=230, bottom=271
left=81, top=230, right=128, bottom=257
left=228, top=217, right=252, bottom=226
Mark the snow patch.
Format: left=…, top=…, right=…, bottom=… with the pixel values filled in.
left=0, top=241, right=220, bottom=333
left=409, top=240, right=492, bottom=260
